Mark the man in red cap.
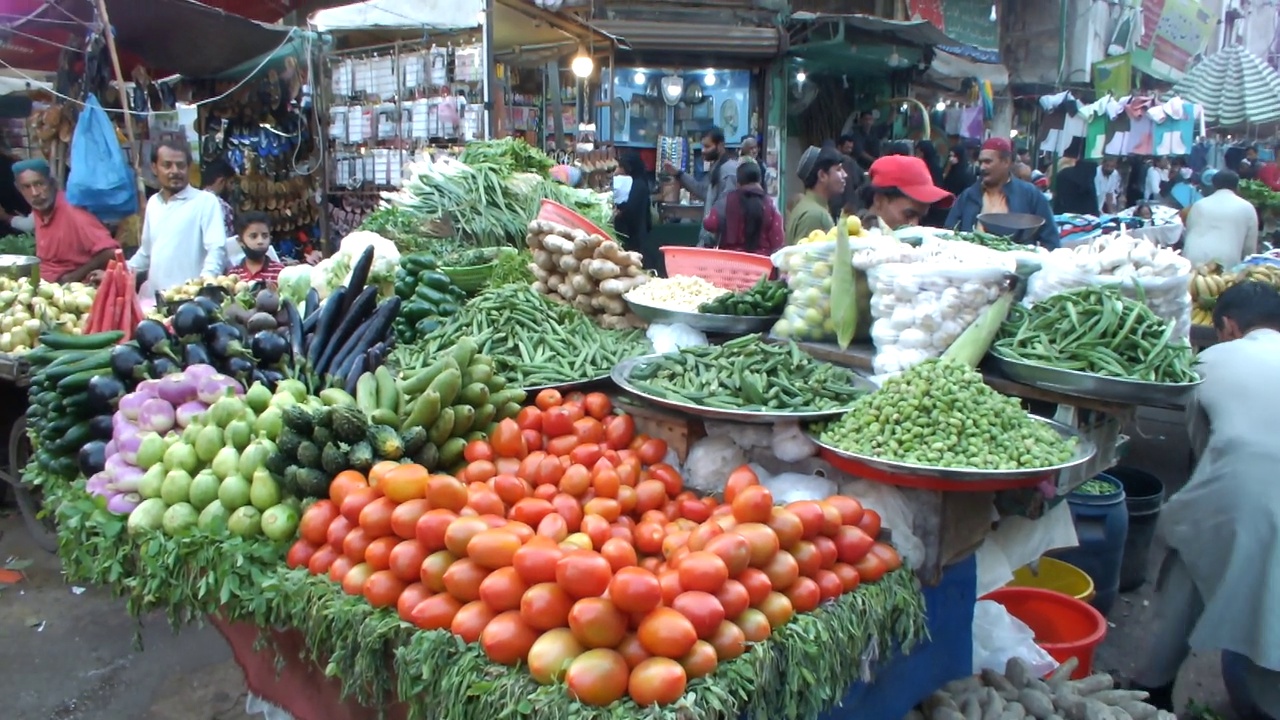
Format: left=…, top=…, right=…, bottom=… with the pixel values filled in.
left=944, top=137, right=1059, bottom=248
left=861, top=156, right=954, bottom=230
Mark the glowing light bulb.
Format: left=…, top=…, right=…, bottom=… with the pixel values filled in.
left=571, top=54, right=593, bottom=79
left=796, top=70, right=807, bottom=83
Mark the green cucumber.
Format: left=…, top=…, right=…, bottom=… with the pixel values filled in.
left=37, top=331, right=124, bottom=351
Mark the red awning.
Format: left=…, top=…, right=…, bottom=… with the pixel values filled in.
left=1, top=0, right=328, bottom=77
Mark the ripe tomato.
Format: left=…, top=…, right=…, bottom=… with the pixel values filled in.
left=342, top=526, right=375, bottom=562
left=467, top=528, right=523, bottom=569
left=616, top=633, right=651, bottom=669
left=491, top=419, right=529, bottom=459
left=527, top=628, right=584, bottom=685
left=714, top=579, right=751, bottom=620
left=671, top=591, right=726, bottom=640
left=479, top=566, right=528, bottom=612
left=410, top=593, right=463, bottom=630
left=599, top=537, right=637, bottom=572
left=544, top=434, right=577, bottom=458
left=616, top=486, right=638, bottom=516
left=426, top=475, right=468, bottom=513
left=658, top=570, right=683, bottom=606
left=734, top=608, right=772, bottom=643
left=790, top=541, right=822, bottom=578
left=520, top=581, right=575, bottom=630
left=535, top=388, right=564, bottom=410
left=609, top=567, right=662, bottom=614
left=731, top=485, right=774, bottom=524
left=300, top=501, right=340, bottom=545
left=491, top=474, right=530, bottom=506
left=556, top=550, right=613, bottom=598
left=558, top=464, right=591, bottom=496
left=363, top=569, right=407, bottom=609
left=389, top=499, right=429, bottom=540
left=463, top=439, right=495, bottom=463
left=816, top=501, right=843, bottom=537
left=591, top=466, right=621, bottom=499
left=325, top=515, right=354, bottom=550
left=413, top=509, right=458, bottom=552
left=786, top=576, right=821, bottom=613
left=724, top=465, right=759, bottom=505
left=516, top=405, right=544, bottom=432
left=853, top=553, right=888, bottom=584
left=367, top=462, right=397, bottom=489
left=419, top=550, right=455, bottom=593
left=522, top=429, right=543, bottom=452
left=328, top=555, right=355, bottom=583
left=757, top=591, right=794, bottom=629
left=857, top=509, right=883, bottom=538
left=565, top=649, right=629, bottom=706
left=678, top=497, right=711, bottom=523
left=737, top=568, right=772, bottom=606
left=637, top=607, right=698, bottom=659
left=685, top=520, right=721, bottom=552
left=648, top=462, right=683, bottom=497
left=834, top=526, right=875, bottom=565
left=517, top=451, right=545, bottom=483
left=677, top=551, right=729, bottom=594
left=603, top=414, right=634, bottom=450
left=542, top=406, right=575, bottom=438
left=307, top=544, right=340, bottom=575
left=812, top=535, right=839, bottom=569
left=341, top=562, right=375, bottom=596
left=633, top=480, right=669, bottom=516
left=735, top=523, right=781, bottom=568
left=869, top=543, right=902, bottom=571
left=329, top=471, right=368, bottom=507
left=364, top=536, right=399, bottom=571
left=286, top=539, right=318, bottom=570
left=396, top=582, right=432, bottom=622
left=442, top=558, right=489, bottom=602
left=786, top=501, right=825, bottom=540
left=583, top=497, right=621, bottom=523
left=636, top=438, right=668, bottom=466
left=561, top=402, right=586, bottom=423
left=357, top=497, right=397, bottom=538
left=536, top=513, right=569, bottom=542
left=814, top=569, right=844, bottom=602
left=449, top=600, right=497, bottom=642
left=380, top=464, right=429, bottom=503
left=582, top=392, right=612, bottom=420
left=443, top=516, right=490, bottom=557
left=570, top=443, right=603, bottom=469
left=768, top=507, right=805, bottom=549
left=463, top=461, right=499, bottom=485
left=568, top=597, right=628, bottom=649
left=709, top=619, right=747, bottom=661
left=340, top=487, right=381, bottom=525
left=481, top=612, right=541, bottom=668
left=572, top=417, right=606, bottom=444
left=832, top=562, right=861, bottom=593
left=503, top=520, right=534, bottom=544
left=508, top=497, right=554, bottom=528
left=679, top=640, right=718, bottom=679
left=824, top=495, right=865, bottom=527
left=549, top=492, right=584, bottom=534
left=762, top=551, right=800, bottom=591
left=633, top=522, right=666, bottom=556
left=629, top=657, right=688, bottom=707
left=702, top=532, right=751, bottom=577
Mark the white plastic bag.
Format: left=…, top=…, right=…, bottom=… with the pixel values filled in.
left=761, top=471, right=837, bottom=504
left=972, top=600, right=1058, bottom=677
left=771, top=421, right=817, bottom=462
left=681, top=436, right=747, bottom=496
left=770, top=236, right=907, bottom=343
left=646, top=323, right=708, bottom=354
left=867, top=261, right=1012, bottom=375
left=703, top=420, right=772, bottom=450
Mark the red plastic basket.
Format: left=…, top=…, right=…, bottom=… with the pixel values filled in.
left=537, top=199, right=610, bottom=239
left=660, top=246, right=774, bottom=290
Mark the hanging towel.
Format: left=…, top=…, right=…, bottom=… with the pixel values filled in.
left=961, top=105, right=985, bottom=139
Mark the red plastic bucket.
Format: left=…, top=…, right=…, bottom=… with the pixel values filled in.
left=982, top=587, right=1107, bottom=679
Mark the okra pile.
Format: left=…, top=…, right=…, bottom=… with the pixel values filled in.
left=819, top=358, right=1076, bottom=470
left=625, top=335, right=865, bottom=413
left=992, top=286, right=1199, bottom=384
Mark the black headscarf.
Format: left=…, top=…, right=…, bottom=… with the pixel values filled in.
left=915, top=140, right=944, bottom=186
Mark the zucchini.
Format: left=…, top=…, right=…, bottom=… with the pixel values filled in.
left=57, top=369, right=106, bottom=395
left=43, top=351, right=113, bottom=383
left=49, top=423, right=93, bottom=454
left=37, top=331, right=124, bottom=351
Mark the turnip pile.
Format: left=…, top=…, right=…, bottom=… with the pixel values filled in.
left=526, top=218, right=649, bottom=330
left=908, top=657, right=1176, bottom=720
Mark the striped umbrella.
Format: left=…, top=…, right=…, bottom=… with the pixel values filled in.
left=1174, top=46, right=1280, bottom=126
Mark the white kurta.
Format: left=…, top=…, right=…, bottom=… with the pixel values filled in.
left=1160, top=328, right=1280, bottom=672
left=1182, top=189, right=1260, bottom=268
left=128, top=186, right=227, bottom=292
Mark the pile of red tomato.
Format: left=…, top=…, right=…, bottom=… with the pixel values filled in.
left=287, top=390, right=901, bottom=708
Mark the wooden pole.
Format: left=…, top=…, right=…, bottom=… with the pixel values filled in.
left=93, top=0, right=145, bottom=216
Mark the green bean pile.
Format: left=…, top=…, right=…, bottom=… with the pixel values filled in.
left=954, top=230, right=1023, bottom=253
left=819, top=358, right=1077, bottom=470
left=992, top=286, right=1199, bottom=384
left=1076, top=477, right=1119, bottom=495
left=391, top=285, right=651, bottom=388
left=625, top=335, right=865, bottom=413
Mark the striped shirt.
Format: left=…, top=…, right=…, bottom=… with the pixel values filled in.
left=229, top=258, right=284, bottom=285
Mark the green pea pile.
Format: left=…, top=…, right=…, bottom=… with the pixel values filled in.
left=819, top=358, right=1077, bottom=471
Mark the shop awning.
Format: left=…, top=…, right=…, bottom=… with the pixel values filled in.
left=925, top=49, right=1008, bottom=91
left=1173, top=46, right=1280, bottom=127
left=308, top=0, right=482, bottom=31
left=0, top=0, right=312, bottom=77
left=789, top=13, right=956, bottom=50
left=590, top=20, right=779, bottom=58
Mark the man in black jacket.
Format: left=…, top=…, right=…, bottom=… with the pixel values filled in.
left=1052, top=153, right=1100, bottom=216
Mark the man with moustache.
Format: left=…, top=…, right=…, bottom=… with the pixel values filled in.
left=944, top=137, right=1059, bottom=248
left=663, top=127, right=738, bottom=247
left=127, top=140, right=228, bottom=292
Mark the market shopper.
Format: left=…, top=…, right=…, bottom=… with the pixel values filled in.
left=702, top=160, right=784, bottom=256
left=785, top=146, right=845, bottom=245
left=1094, top=157, right=1122, bottom=213
left=613, top=153, right=654, bottom=268
left=13, top=158, right=119, bottom=283
left=1130, top=281, right=1280, bottom=718
left=943, top=137, right=1059, bottom=248
left=941, top=146, right=976, bottom=199
left=202, top=159, right=237, bottom=238
left=1144, top=157, right=1169, bottom=201
left=127, top=140, right=228, bottom=293
left=859, top=155, right=953, bottom=231
left=1052, top=156, right=1100, bottom=216
left=831, top=134, right=867, bottom=217
left=662, top=127, right=738, bottom=248
left=850, top=111, right=882, bottom=167
left=1182, top=170, right=1258, bottom=268
left=227, top=212, right=283, bottom=284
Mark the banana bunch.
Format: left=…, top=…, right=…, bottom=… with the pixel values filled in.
left=800, top=215, right=869, bottom=245
left=1240, top=263, right=1280, bottom=288
left=1190, top=262, right=1233, bottom=318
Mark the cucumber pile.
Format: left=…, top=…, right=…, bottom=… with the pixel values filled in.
left=697, top=277, right=789, bottom=317
left=25, top=330, right=137, bottom=481
left=392, top=252, right=467, bottom=344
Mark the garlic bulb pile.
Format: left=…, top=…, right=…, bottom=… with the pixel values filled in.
left=1048, top=231, right=1188, bottom=279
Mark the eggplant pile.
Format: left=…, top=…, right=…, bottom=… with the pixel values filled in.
left=297, top=245, right=401, bottom=394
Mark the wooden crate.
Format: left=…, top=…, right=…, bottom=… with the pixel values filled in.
left=613, top=397, right=704, bottom=463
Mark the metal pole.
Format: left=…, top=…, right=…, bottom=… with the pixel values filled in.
left=483, top=0, right=495, bottom=139
left=93, top=0, right=144, bottom=215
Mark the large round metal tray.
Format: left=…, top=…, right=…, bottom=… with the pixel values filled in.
left=808, top=416, right=1097, bottom=482
left=989, top=353, right=1202, bottom=407
left=523, top=374, right=611, bottom=393
left=624, top=298, right=779, bottom=335
left=612, top=355, right=869, bottom=424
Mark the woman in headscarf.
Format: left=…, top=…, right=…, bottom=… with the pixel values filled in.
left=613, top=153, right=654, bottom=268
left=941, top=145, right=976, bottom=201
left=703, top=160, right=784, bottom=256
left=914, top=140, right=949, bottom=226
left=858, top=155, right=954, bottom=231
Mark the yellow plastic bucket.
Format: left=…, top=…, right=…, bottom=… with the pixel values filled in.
left=1007, top=557, right=1096, bottom=603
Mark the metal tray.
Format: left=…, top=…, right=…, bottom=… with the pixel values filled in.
left=989, top=353, right=1202, bottom=407
left=808, top=416, right=1097, bottom=482
left=611, top=355, right=868, bottom=424
left=625, top=298, right=779, bottom=335
left=523, top=374, right=612, bottom=393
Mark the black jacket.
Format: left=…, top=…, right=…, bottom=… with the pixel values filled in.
left=1052, top=162, right=1100, bottom=216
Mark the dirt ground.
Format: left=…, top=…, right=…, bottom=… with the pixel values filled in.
left=0, top=408, right=1234, bottom=720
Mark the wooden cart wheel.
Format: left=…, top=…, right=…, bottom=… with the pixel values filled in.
left=9, top=415, right=57, bottom=553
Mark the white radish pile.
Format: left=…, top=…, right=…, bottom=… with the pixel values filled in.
left=907, top=658, right=1177, bottom=720
left=526, top=219, right=649, bottom=330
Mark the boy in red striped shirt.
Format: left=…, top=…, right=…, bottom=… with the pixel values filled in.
left=228, top=211, right=283, bottom=285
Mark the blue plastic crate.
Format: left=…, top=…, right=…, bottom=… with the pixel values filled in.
left=816, top=556, right=977, bottom=720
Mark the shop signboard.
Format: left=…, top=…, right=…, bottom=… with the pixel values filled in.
left=1132, top=0, right=1216, bottom=78
left=1093, top=53, right=1133, bottom=98
left=907, top=0, right=1000, bottom=63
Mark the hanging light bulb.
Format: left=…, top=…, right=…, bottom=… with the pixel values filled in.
left=571, top=48, right=594, bottom=79
left=704, top=70, right=716, bottom=86
left=935, top=100, right=946, bottom=112
left=633, top=70, right=646, bottom=85
left=990, top=3, right=997, bottom=22
left=887, top=48, right=903, bottom=68
left=796, top=69, right=807, bottom=83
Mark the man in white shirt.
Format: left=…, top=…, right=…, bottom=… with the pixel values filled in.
left=128, top=140, right=227, bottom=292
left=1182, top=170, right=1259, bottom=268
left=1144, top=157, right=1169, bottom=201
left=1094, top=157, right=1122, bottom=213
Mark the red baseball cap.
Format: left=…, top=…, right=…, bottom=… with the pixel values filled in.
left=868, top=156, right=955, bottom=208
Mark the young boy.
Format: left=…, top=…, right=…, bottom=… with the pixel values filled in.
left=227, top=211, right=283, bottom=284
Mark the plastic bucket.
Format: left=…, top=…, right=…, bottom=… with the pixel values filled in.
left=1007, top=557, right=1097, bottom=604
left=1107, top=467, right=1165, bottom=592
left=1049, top=475, right=1128, bottom=616
left=982, top=587, right=1108, bottom=680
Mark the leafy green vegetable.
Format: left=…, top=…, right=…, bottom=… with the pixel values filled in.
left=0, top=233, right=35, bottom=256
